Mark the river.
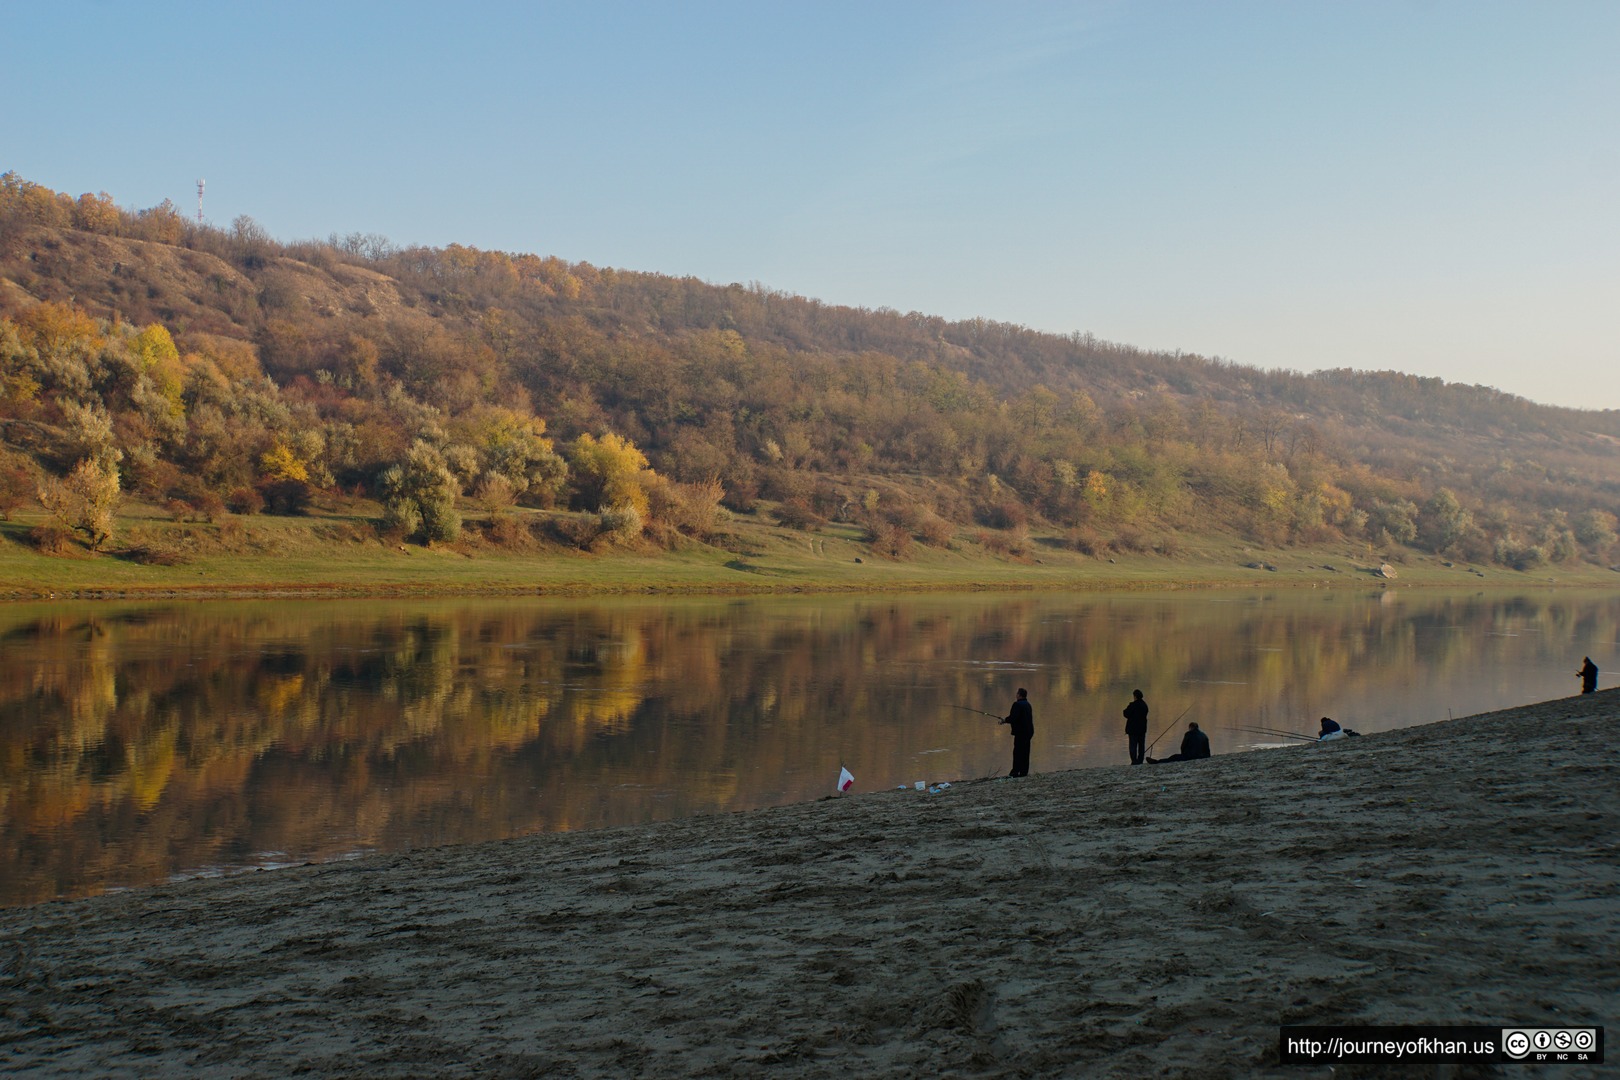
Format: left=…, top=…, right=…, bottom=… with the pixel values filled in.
left=1, top=587, right=1613, bottom=906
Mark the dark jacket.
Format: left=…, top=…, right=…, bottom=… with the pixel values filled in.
left=1123, top=699, right=1149, bottom=736
left=1180, top=727, right=1211, bottom=759
left=1006, top=699, right=1034, bottom=740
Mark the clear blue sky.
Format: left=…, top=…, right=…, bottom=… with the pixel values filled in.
left=4, top=1, right=1616, bottom=410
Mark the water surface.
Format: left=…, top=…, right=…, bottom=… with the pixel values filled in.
left=2, top=588, right=1613, bottom=906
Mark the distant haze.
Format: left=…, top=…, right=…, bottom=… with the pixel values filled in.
left=3, top=1, right=1615, bottom=409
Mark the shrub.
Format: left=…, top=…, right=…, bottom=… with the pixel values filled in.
left=974, top=498, right=1027, bottom=531
left=810, top=481, right=845, bottom=521
left=1112, top=529, right=1148, bottom=553
left=260, top=478, right=312, bottom=516
left=646, top=475, right=726, bottom=538
left=597, top=504, right=643, bottom=545
left=1495, top=540, right=1545, bottom=571
left=28, top=522, right=77, bottom=556
left=130, top=456, right=183, bottom=502
left=568, top=432, right=651, bottom=519
left=191, top=490, right=226, bottom=522
left=980, top=527, right=1031, bottom=558
left=0, top=465, right=33, bottom=519
left=226, top=487, right=265, bottom=515
left=916, top=512, right=954, bottom=548
left=474, top=473, right=517, bottom=513
left=167, top=488, right=225, bottom=523
left=421, top=503, right=462, bottom=544
left=1065, top=526, right=1105, bottom=556
left=217, top=518, right=247, bottom=550
left=550, top=514, right=602, bottom=550
left=380, top=499, right=422, bottom=540
left=38, top=458, right=120, bottom=550
left=674, top=478, right=726, bottom=537
left=484, top=512, right=533, bottom=549
left=760, top=465, right=813, bottom=504
left=881, top=498, right=926, bottom=533
left=720, top=475, right=759, bottom=514
left=378, top=441, right=461, bottom=543
left=774, top=499, right=826, bottom=531
left=870, top=523, right=914, bottom=560
left=643, top=520, right=687, bottom=551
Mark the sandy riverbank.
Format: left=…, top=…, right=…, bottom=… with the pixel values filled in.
left=2, top=693, right=1616, bottom=1078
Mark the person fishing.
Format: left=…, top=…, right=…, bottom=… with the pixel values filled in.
left=1000, top=688, right=1034, bottom=777
left=1578, top=656, right=1598, bottom=694
left=1318, top=716, right=1341, bottom=737
left=1147, top=721, right=1210, bottom=763
left=1123, top=689, right=1149, bottom=765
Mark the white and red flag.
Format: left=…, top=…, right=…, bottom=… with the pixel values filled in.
left=837, top=767, right=855, bottom=792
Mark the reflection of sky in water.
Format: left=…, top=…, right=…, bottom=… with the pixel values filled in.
left=1, top=589, right=1617, bottom=906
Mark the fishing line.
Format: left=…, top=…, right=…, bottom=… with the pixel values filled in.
left=1146, top=704, right=1194, bottom=753
left=1238, top=726, right=1316, bottom=742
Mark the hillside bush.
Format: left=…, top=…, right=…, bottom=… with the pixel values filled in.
left=774, top=499, right=825, bottom=531
left=597, top=504, right=643, bottom=545
left=869, top=522, right=913, bottom=560
left=28, top=522, right=77, bottom=556
left=483, top=512, right=533, bottom=549
left=1064, top=526, right=1105, bottom=556
left=226, top=487, right=265, bottom=515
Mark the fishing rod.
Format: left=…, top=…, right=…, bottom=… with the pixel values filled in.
left=1145, top=704, right=1194, bottom=753
left=1239, top=725, right=1317, bottom=743
left=948, top=704, right=1004, bottom=720
left=1240, top=722, right=1310, bottom=737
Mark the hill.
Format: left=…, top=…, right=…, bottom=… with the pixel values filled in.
left=1, top=171, right=1617, bottom=584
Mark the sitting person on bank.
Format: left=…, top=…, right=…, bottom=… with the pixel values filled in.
left=1317, top=716, right=1361, bottom=740
left=1148, top=722, right=1210, bottom=763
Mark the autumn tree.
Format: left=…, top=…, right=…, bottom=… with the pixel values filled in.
left=133, top=199, right=186, bottom=244
left=256, top=437, right=315, bottom=514
left=1573, top=509, right=1618, bottom=555
left=1417, top=489, right=1473, bottom=553
left=0, top=455, right=33, bottom=518
left=379, top=440, right=462, bottom=543
left=568, top=432, right=651, bottom=519
left=447, top=405, right=567, bottom=507
left=38, top=457, right=122, bottom=549
left=128, top=324, right=186, bottom=421
left=71, top=192, right=122, bottom=235
left=0, top=317, right=41, bottom=409
left=1368, top=499, right=1419, bottom=546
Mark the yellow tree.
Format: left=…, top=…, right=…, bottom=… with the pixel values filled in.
left=38, top=458, right=122, bottom=549
left=569, top=432, right=651, bottom=518
left=72, top=192, right=122, bottom=234
left=128, top=324, right=186, bottom=421
left=260, top=442, right=310, bottom=484
left=449, top=405, right=566, bottom=504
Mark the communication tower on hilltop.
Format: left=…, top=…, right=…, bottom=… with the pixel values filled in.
left=197, top=179, right=205, bottom=224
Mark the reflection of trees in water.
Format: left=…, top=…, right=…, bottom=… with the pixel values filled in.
left=0, top=591, right=1615, bottom=905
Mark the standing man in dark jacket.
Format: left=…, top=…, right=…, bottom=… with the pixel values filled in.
left=1578, top=656, right=1598, bottom=694
left=1001, top=688, right=1034, bottom=777
left=1123, top=689, right=1149, bottom=765
left=1148, top=722, right=1210, bottom=763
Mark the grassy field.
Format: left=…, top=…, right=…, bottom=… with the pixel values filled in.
left=2, top=499, right=1616, bottom=599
